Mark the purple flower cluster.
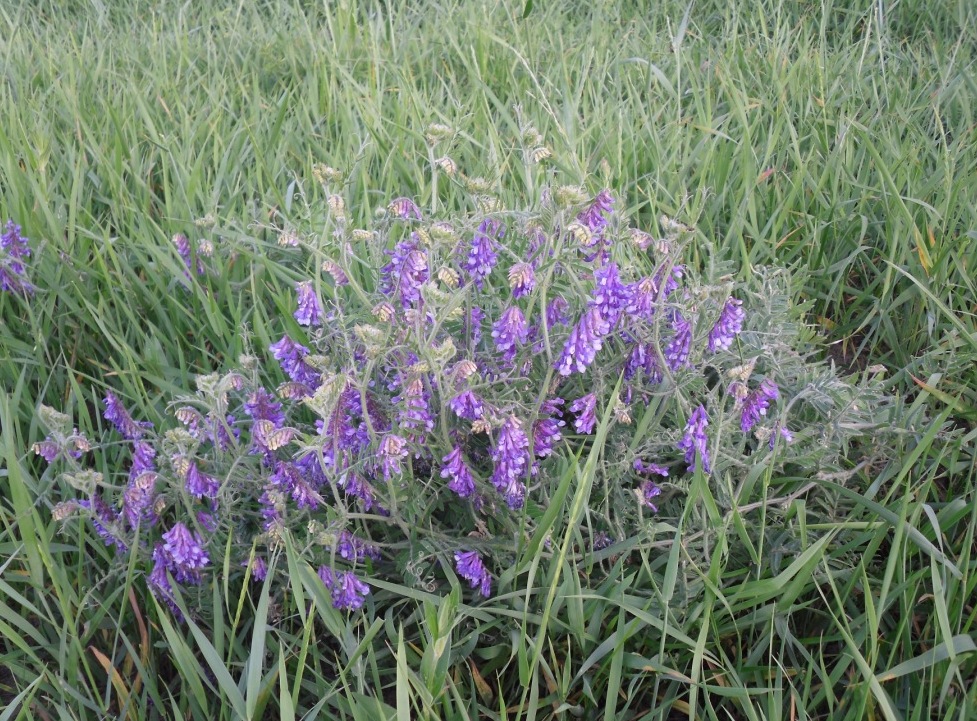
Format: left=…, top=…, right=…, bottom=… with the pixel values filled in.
left=556, top=308, right=611, bottom=376
left=508, top=263, right=536, bottom=298
left=1, top=220, right=34, bottom=295
left=532, top=398, right=565, bottom=458
left=318, top=566, right=371, bottom=610
left=570, top=393, right=597, bottom=434
left=122, top=441, right=158, bottom=529
left=492, top=306, right=529, bottom=362
left=148, top=522, right=209, bottom=616
left=677, top=405, right=711, bottom=474
left=103, top=390, right=152, bottom=440
left=269, top=336, right=320, bottom=387
left=464, top=219, right=503, bottom=288
left=664, top=313, right=693, bottom=372
left=294, top=281, right=323, bottom=326
left=454, top=550, right=492, bottom=597
left=449, top=390, right=483, bottom=421
left=441, top=446, right=477, bottom=498
left=172, top=233, right=205, bottom=278
left=491, top=416, right=531, bottom=509
left=708, top=297, right=745, bottom=352
left=381, top=234, right=429, bottom=309
left=741, top=379, right=779, bottom=433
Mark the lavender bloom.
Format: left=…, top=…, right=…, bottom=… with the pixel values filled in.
left=468, top=306, right=485, bottom=347
left=185, top=462, right=220, bottom=499
left=532, top=409, right=564, bottom=458
left=464, top=219, right=503, bottom=288
left=1, top=220, right=34, bottom=295
left=123, top=443, right=158, bottom=529
left=634, top=459, right=669, bottom=477
left=294, top=281, right=324, bottom=326
left=394, top=377, right=435, bottom=440
left=638, top=480, right=662, bottom=512
left=555, top=308, right=611, bottom=376
left=246, top=556, right=268, bottom=582
left=148, top=546, right=183, bottom=620
left=103, top=390, right=152, bottom=440
left=677, top=405, right=711, bottom=474
left=454, top=550, right=492, bottom=597
left=491, top=416, right=531, bottom=509
left=664, top=313, right=693, bottom=372
left=441, top=446, right=477, bottom=498
left=380, top=234, right=429, bottom=309
left=269, top=336, right=319, bottom=386
left=741, top=379, right=779, bottom=433
left=334, top=530, right=380, bottom=561
left=78, top=496, right=127, bottom=553
left=577, top=190, right=614, bottom=233
left=172, top=233, right=204, bottom=277
left=570, top=393, right=598, bottom=434
left=340, top=472, right=381, bottom=513
left=492, top=306, right=529, bottom=362
left=449, top=390, right=483, bottom=421
left=389, top=197, right=422, bottom=220
left=708, top=297, right=745, bottom=352
left=545, top=296, right=570, bottom=327
left=507, top=262, right=536, bottom=299
left=244, top=388, right=286, bottom=427
left=624, top=343, right=662, bottom=384
left=161, top=522, right=209, bottom=584
left=379, top=434, right=408, bottom=481
left=33, top=439, right=59, bottom=463
left=590, top=262, right=632, bottom=328
left=318, top=567, right=371, bottom=610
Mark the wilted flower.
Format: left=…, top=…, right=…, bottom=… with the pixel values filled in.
left=741, top=379, right=779, bottom=433
left=708, top=297, right=745, bottom=352
left=454, top=550, right=492, bottom=597
left=294, top=281, right=324, bottom=326
left=379, top=434, right=409, bottom=481
left=389, top=197, right=422, bottom=220
left=677, top=405, right=710, bottom=474
left=507, top=263, right=536, bottom=299
left=569, top=393, right=597, bottom=434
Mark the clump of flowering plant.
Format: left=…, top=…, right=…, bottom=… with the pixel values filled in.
left=39, top=133, right=904, bottom=623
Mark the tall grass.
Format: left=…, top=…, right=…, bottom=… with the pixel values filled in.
left=1, top=0, right=975, bottom=718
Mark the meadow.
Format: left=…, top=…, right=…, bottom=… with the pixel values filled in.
left=1, top=0, right=976, bottom=719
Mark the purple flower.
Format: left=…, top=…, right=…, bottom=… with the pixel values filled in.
left=185, top=462, right=220, bottom=499
left=334, top=530, right=380, bottom=561
left=634, top=459, right=669, bottom=477
left=394, top=377, right=435, bottom=440
left=507, top=262, right=536, bottom=298
left=464, top=219, right=503, bottom=288
left=577, top=190, right=614, bottom=233
left=318, top=567, right=371, bottom=610
left=380, top=234, right=429, bottom=309
left=491, top=416, right=531, bottom=509
left=677, top=405, right=711, bottom=474
left=708, top=297, right=745, bottom=352
left=532, top=400, right=565, bottom=458
left=1, top=219, right=34, bottom=295
left=624, top=342, right=662, bottom=384
left=590, top=262, right=632, bottom=328
left=172, top=233, right=205, bottom=277
left=492, top=306, right=529, bottom=362
left=148, top=546, right=183, bottom=620
left=741, top=379, right=779, bottom=433
left=638, top=480, right=662, bottom=512
left=340, top=472, right=382, bottom=513
left=269, top=336, right=319, bottom=386
left=389, top=197, right=422, bottom=220
left=441, top=446, right=477, bottom=498
left=555, top=307, right=611, bottom=377
left=246, top=556, right=268, bottom=582
left=244, top=388, right=286, bottom=426
left=161, top=522, right=209, bottom=584
left=545, top=296, right=570, bottom=327
left=454, top=550, right=492, bottom=597
left=664, top=313, right=693, bottom=372
left=294, top=280, right=324, bottom=326
left=569, top=393, right=598, bottom=434
left=468, top=306, right=485, bottom=347
left=103, top=390, right=152, bottom=440
left=449, top=390, right=484, bottom=421
left=78, top=496, right=127, bottom=553
left=770, top=424, right=794, bottom=448
left=379, top=434, right=409, bottom=481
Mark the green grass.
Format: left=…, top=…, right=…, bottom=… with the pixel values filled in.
left=2, top=0, right=976, bottom=719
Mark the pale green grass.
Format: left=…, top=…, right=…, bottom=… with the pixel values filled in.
left=1, top=0, right=976, bottom=719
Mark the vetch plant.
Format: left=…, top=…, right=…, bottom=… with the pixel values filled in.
left=39, top=136, right=905, bottom=625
